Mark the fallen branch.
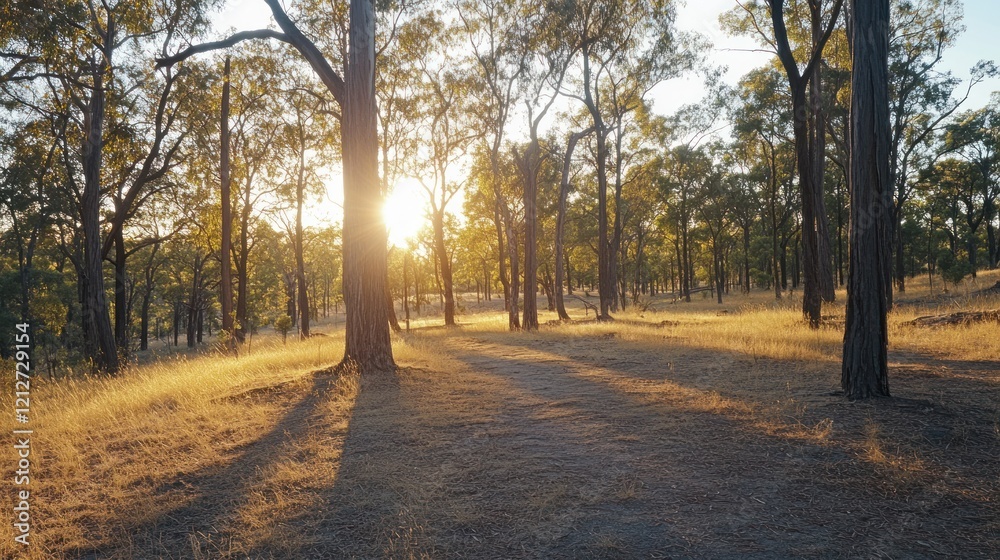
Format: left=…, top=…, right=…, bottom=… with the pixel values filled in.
left=567, top=294, right=599, bottom=315
left=906, top=310, right=1000, bottom=327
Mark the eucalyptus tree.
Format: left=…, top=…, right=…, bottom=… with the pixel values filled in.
left=554, top=125, right=594, bottom=320
left=457, top=0, right=529, bottom=330
left=842, top=0, right=890, bottom=399
left=409, top=12, right=479, bottom=327
left=0, top=115, right=65, bottom=347
left=726, top=0, right=844, bottom=326
left=2, top=0, right=216, bottom=372
left=731, top=65, right=796, bottom=299
left=273, top=66, right=336, bottom=339
left=160, top=0, right=395, bottom=372
left=696, top=167, right=731, bottom=304
left=883, top=0, right=996, bottom=294
left=923, top=158, right=991, bottom=275
left=565, top=0, right=699, bottom=320
left=659, top=145, right=713, bottom=302
left=512, top=0, right=577, bottom=330
left=720, top=149, right=762, bottom=294
left=944, top=101, right=1000, bottom=270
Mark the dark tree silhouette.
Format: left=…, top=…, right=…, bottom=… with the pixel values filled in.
left=842, top=0, right=891, bottom=399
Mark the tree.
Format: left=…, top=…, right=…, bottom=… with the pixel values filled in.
left=884, top=1, right=995, bottom=295
left=567, top=0, right=699, bottom=320
left=219, top=56, right=235, bottom=348
left=725, top=0, right=843, bottom=323
left=458, top=0, right=529, bottom=330
left=555, top=126, right=594, bottom=320
left=770, top=0, right=842, bottom=325
left=731, top=66, right=797, bottom=299
left=410, top=14, right=479, bottom=327
left=842, top=0, right=891, bottom=399
left=159, top=0, right=394, bottom=372
left=944, top=101, right=1000, bottom=271
left=513, top=2, right=574, bottom=331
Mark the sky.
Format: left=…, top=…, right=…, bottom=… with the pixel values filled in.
left=212, top=0, right=1000, bottom=245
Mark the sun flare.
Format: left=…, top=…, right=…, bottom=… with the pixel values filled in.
left=383, top=179, right=429, bottom=247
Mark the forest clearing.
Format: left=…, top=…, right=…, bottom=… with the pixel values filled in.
left=1, top=271, right=997, bottom=559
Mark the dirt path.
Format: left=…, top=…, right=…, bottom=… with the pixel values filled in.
left=286, top=333, right=998, bottom=559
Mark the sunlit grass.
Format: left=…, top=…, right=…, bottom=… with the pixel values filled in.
left=0, top=334, right=349, bottom=558
left=447, top=267, right=1000, bottom=365
left=1, top=269, right=996, bottom=557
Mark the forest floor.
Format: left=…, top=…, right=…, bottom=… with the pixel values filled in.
left=3, top=272, right=999, bottom=559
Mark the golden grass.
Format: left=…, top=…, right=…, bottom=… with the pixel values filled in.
left=1, top=268, right=996, bottom=557
left=0, top=335, right=349, bottom=559
left=450, top=267, right=1000, bottom=365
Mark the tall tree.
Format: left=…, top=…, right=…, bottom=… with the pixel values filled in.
left=458, top=0, right=528, bottom=330
left=568, top=0, right=697, bottom=320
left=769, top=0, right=843, bottom=326
left=160, top=0, right=394, bottom=372
left=842, top=0, right=891, bottom=399
left=411, top=14, right=479, bottom=327
left=555, top=126, right=594, bottom=320
left=219, top=56, right=234, bottom=347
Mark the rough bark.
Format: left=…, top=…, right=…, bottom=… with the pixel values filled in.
left=842, top=0, right=891, bottom=400
left=340, top=0, right=395, bottom=371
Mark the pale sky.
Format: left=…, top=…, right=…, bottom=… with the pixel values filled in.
left=212, top=0, right=1000, bottom=244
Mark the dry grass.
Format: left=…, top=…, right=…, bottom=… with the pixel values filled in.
left=1, top=269, right=997, bottom=558
left=0, top=335, right=351, bottom=559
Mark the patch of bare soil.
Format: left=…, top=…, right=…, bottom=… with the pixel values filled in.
left=303, top=333, right=998, bottom=558
left=110, top=331, right=998, bottom=558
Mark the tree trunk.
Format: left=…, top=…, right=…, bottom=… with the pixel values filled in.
left=519, top=144, right=541, bottom=331
left=895, top=225, right=906, bottom=291
left=811, top=7, right=836, bottom=303
left=842, top=0, right=890, bottom=400
left=522, top=174, right=539, bottom=330
left=505, top=208, right=521, bottom=329
left=235, top=179, right=251, bottom=344
left=295, top=135, right=310, bottom=339
left=793, top=84, right=822, bottom=327
left=114, top=227, right=128, bottom=356
left=173, top=300, right=180, bottom=347
left=81, top=32, right=118, bottom=373
left=220, top=56, right=235, bottom=344
left=432, top=213, right=456, bottom=326
left=582, top=49, right=613, bottom=321
left=139, top=287, right=151, bottom=351
left=339, top=0, right=394, bottom=372
left=771, top=0, right=843, bottom=327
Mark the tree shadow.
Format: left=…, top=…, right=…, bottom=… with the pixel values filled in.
left=438, top=334, right=999, bottom=558
left=72, top=370, right=339, bottom=559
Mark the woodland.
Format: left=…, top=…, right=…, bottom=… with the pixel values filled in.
left=1, top=0, right=999, bottom=557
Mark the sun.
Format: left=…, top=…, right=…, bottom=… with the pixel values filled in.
left=383, top=178, right=429, bottom=247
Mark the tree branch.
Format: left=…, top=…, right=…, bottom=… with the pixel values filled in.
left=155, top=29, right=291, bottom=67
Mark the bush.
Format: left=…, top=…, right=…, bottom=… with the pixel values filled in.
left=274, top=315, right=293, bottom=344
left=937, top=251, right=973, bottom=288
